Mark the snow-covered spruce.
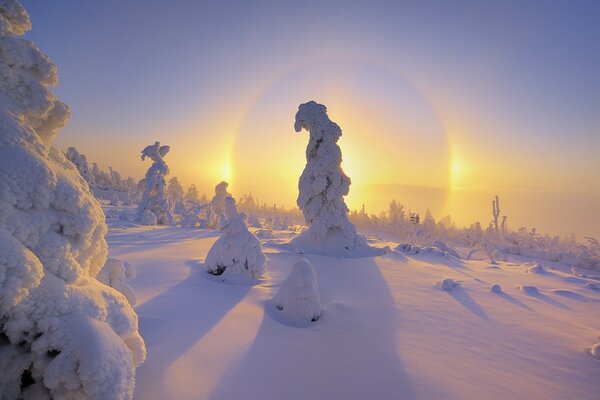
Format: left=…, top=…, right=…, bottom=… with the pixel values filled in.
left=204, top=196, right=266, bottom=280
left=97, top=258, right=137, bottom=305
left=0, top=2, right=145, bottom=398
left=65, top=146, right=94, bottom=186
left=270, top=259, right=322, bottom=325
left=208, top=180, right=230, bottom=229
left=290, top=101, right=381, bottom=257
left=135, top=141, right=175, bottom=225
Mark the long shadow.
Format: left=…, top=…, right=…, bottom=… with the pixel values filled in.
left=446, top=287, right=489, bottom=320
left=133, top=260, right=251, bottom=399
left=496, top=292, right=533, bottom=311
left=523, top=290, right=573, bottom=311
left=208, top=256, right=415, bottom=400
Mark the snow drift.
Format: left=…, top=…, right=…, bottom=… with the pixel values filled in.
left=270, top=259, right=322, bottom=325
left=0, top=2, right=145, bottom=398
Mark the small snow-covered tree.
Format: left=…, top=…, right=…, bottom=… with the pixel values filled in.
left=135, top=141, right=175, bottom=225
left=270, top=259, right=321, bottom=325
left=0, top=2, right=145, bottom=398
left=65, top=146, right=94, bottom=186
left=208, top=180, right=230, bottom=229
left=290, top=101, right=379, bottom=256
left=204, top=197, right=266, bottom=279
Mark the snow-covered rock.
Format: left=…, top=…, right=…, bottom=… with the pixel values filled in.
left=490, top=283, right=502, bottom=293
left=204, top=197, right=266, bottom=280
left=591, top=343, right=600, bottom=360
left=270, top=259, right=322, bottom=325
left=526, top=263, right=547, bottom=274
left=136, top=141, right=175, bottom=226
left=0, top=2, right=145, bottom=397
left=140, top=209, right=157, bottom=226
left=438, top=278, right=459, bottom=291
left=97, top=258, right=137, bottom=305
left=290, top=101, right=382, bottom=257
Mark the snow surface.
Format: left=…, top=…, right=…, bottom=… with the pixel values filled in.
left=103, top=211, right=600, bottom=400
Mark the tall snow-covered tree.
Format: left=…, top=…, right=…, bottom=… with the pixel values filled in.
left=135, top=141, right=175, bottom=225
left=167, top=176, right=184, bottom=205
left=0, top=2, right=146, bottom=398
left=208, top=181, right=230, bottom=229
left=290, top=101, right=378, bottom=256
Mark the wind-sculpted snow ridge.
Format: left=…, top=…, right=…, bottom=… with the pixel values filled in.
left=290, top=101, right=383, bottom=257
left=204, top=196, right=266, bottom=281
left=0, top=1, right=145, bottom=398
left=270, top=259, right=322, bottom=326
left=136, top=141, right=175, bottom=226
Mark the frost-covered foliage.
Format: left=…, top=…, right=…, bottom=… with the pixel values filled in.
left=270, top=259, right=321, bottom=325
left=167, top=176, right=184, bottom=206
left=208, top=181, right=230, bottom=229
left=290, top=101, right=378, bottom=256
left=65, top=146, right=93, bottom=186
left=0, top=2, right=145, bottom=397
left=204, top=197, right=266, bottom=280
left=180, top=202, right=209, bottom=229
left=97, top=258, right=137, bottom=305
left=136, top=141, right=175, bottom=226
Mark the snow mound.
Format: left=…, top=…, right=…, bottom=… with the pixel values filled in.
left=591, top=343, right=600, bottom=360
left=396, top=243, right=449, bottom=257
left=290, top=101, right=382, bottom=257
left=519, top=285, right=540, bottom=295
left=526, top=263, right=547, bottom=274
left=140, top=209, right=157, bottom=226
left=0, top=3, right=145, bottom=397
left=490, top=284, right=503, bottom=293
left=254, top=229, right=275, bottom=239
left=438, top=278, right=459, bottom=291
left=584, top=282, right=600, bottom=291
left=204, top=197, right=266, bottom=280
left=431, top=239, right=461, bottom=258
left=270, top=259, right=322, bottom=325
left=97, top=258, right=137, bottom=305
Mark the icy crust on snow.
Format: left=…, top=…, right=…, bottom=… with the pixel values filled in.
left=204, top=197, right=266, bottom=280
left=0, top=2, right=145, bottom=398
left=135, top=141, right=175, bottom=226
left=270, top=259, right=322, bottom=326
left=290, top=101, right=382, bottom=257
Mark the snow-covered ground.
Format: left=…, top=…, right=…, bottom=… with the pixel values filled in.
left=105, top=209, right=600, bottom=400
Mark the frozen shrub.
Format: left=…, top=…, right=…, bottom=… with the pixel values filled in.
left=135, top=141, right=175, bottom=225
left=204, top=197, right=266, bottom=280
left=271, top=259, right=322, bottom=325
left=290, top=101, right=380, bottom=257
left=0, top=2, right=145, bottom=398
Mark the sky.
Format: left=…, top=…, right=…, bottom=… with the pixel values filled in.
left=22, top=0, right=600, bottom=238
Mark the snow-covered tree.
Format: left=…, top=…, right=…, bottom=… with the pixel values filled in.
left=290, top=101, right=379, bottom=256
left=65, top=146, right=94, bottom=186
left=0, top=2, right=145, bottom=398
left=135, top=141, right=175, bottom=225
left=183, top=184, right=199, bottom=203
left=270, top=259, right=321, bottom=325
left=167, top=176, right=184, bottom=205
left=204, top=197, right=266, bottom=279
left=208, top=180, right=230, bottom=229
